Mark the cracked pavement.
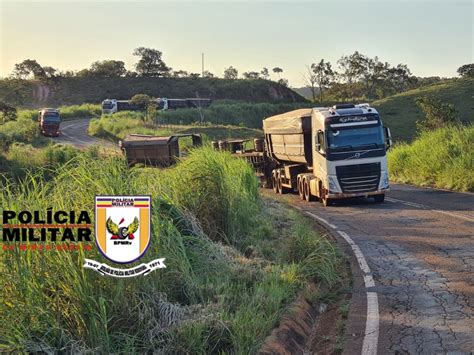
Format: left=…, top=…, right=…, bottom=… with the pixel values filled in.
left=278, top=184, right=473, bottom=354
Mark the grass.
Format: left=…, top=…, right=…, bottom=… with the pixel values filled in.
left=88, top=112, right=263, bottom=142
left=388, top=125, right=473, bottom=192
left=156, top=101, right=313, bottom=128
left=0, top=147, right=342, bottom=353
left=373, top=78, right=474, bottom=142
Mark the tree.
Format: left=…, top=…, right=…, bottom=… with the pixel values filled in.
left=89, top=60, right=127, bottom=77
left=457, top=64, right=474, bottom=78
left=272, top=67, right=283, bottom=79
left=11, top=59, right=46, bottom=79
left=130, top=94, right=157, bottom=123
left=171, top=70, right=189, bottom=78
left=41, top=66, right=57, bottom=78
left=223, top=66, right=238, bottom=80
left=415, top=96, right=459, bottom=132
left=382, top=63, right=413, bottom=96
left=277, top=78, right=289, bottom=87
left=260, top=67, right=270, bottom=80
left=189, top=73, right=201, bottom=78
left=202, top=70, right=214, bottom=78
left=133, top=47, right=171, bottom=77
left=311, top=59, right=335, bottom=102
left=242, top=71, right=260, bottom=79
left=0, top=101, right=17, bottom=124
left=302, top=65, right=318, bottom=102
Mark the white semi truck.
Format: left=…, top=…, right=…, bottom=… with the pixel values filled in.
left=101, top=98, right=211, bottom=114
left=263, top=104, right=392, bottom=206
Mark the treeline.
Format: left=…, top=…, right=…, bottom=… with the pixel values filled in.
left=6, top=47, right=473, bottom=104
left=303, top=53, right=473, bottom=102
left=7, top=47, right=290, bottom=87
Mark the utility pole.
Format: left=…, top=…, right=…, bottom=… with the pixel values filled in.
left=201, top=53, right=204, bottom=77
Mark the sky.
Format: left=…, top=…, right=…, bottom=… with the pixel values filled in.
left=0, top=0, right=472, bottom=87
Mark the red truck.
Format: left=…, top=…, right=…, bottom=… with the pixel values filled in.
left=38, top=108, right=61, bottom=137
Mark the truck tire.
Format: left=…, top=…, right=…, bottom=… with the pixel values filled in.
left=277, top=172, right=285, bottom=194
left=272, top=173, right=279, bottom=194
left=303, top=178, right=313, bottom=202
left=298, top=177, right=305, bottom=200
left=373, top=194, right=385, bottom=203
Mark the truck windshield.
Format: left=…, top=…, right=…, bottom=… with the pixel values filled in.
left=102, top=103, right=113, bottom=109
left=44, top=114, right=60, bottom=122
left=327, top=125, right=384, bottom=151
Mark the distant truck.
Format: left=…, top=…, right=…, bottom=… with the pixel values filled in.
left=38, top=108, right=61, bottom=137
left=102, top=98, right=212, bottom=114
left=217, top=104, right=392, bottom=206
left=101, top=99, right=140, bottom=114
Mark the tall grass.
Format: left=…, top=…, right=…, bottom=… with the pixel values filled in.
left=388, top=125, right=473, bottom=191
left=157, top=102, right=312, bottom=128
left=0, top=148, right=341, bottom=352
left=88, top=113, right=263, bottom=143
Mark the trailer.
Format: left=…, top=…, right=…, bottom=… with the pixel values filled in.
left=119, top=133, right=202, bottom=167
left=262, top=104, right=392, bottom=206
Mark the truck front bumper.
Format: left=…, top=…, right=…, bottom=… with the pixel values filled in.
left=327, top=188, right=389, bottom=199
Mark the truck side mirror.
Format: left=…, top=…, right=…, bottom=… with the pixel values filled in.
left=384, top=126, right=392, bottom=150
left=316, top=130, right=326, bottom=155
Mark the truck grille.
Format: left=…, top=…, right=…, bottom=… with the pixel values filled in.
left=336, top=163, right=381, bottom=193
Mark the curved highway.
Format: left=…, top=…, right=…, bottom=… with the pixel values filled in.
left=272, top=184, right=473, bottom=354
left=56, top=118, right=115, bottom=148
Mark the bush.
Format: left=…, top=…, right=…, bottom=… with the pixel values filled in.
left=388, top=126, right=473, bottom=191
left=415, top=96, right=459, bottom=132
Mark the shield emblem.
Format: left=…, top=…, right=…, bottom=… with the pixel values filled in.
left=95, top=195, right=151, bottom=264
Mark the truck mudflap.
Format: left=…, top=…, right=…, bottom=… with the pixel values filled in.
left=327, top=188, right=390, bottom=199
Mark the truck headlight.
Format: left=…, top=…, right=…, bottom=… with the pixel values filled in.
left=328, top=176, right=341, bottom=193
left=380, top=171, right=390, bottom=189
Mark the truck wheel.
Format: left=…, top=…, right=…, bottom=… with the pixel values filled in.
left=373, top=194, right=385, bottom=203
left=298, top=177, right=304, bottom=200
left=304, top=179, right=313, bottom=202
left=272, top=173, right=279, bottom=194
left=277, top=174, right=285, bottom=194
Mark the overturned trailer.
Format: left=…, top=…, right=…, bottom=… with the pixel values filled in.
left=119, top=133, right=202, bottom=167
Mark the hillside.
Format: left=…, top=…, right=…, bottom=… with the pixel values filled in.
left=0, top=77, right=307, bottom=108
left=372, top=78, right=473, bottom=142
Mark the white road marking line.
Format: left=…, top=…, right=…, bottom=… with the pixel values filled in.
left=305, top=211, right=338, bottom=229
left=299, top=208, right=379, bottom=354
left=386, top=197, right=473, bottom=223
left=363, top=292, right=380, bottom=355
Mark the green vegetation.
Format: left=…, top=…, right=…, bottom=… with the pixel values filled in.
left=373, top=78, right=473, bottom=141
left=156, top=101, right=311, bottom=128
left=89, top=112, right=263, bottom=142
left=388, top=126, right=473, bottom=192
left=0, top=77, right=306, bottom=108
left=0, top=148, right=342, bottom=352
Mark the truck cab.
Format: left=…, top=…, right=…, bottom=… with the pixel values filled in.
left=264, top=104, right=392, bottom=206
left=310, top=104, right=392, bottom=205
left=38, top=108, right=61, bottom=137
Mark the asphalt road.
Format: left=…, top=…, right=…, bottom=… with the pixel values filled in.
left=56, top=119, right=473, bottom=353
left=55, top=118, right=114, bottom=148
left=276, top=185, right=473, bottom=354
